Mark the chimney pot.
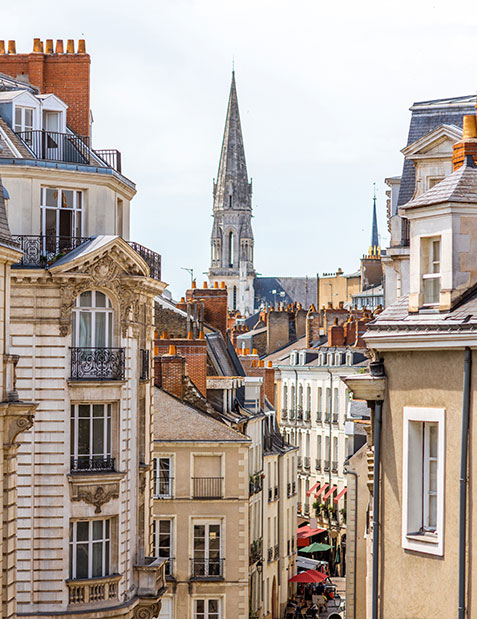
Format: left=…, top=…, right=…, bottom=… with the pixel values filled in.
left=463, top=115, right=477, bottom=139
left=66, top=39, right=75, bottom=53
left=45, top=39, right=53, bottom=54
left=33, top=38, right=42, bottom=53
left=220, top=281, right=226, bottom=288
left=7, top=40, right=16, bottom=54
left=168, top=345, right=176, bottom=356
left=267, top=360, right=273, bottom=368
left=191, top=280, right=197, bottom=289
left=187, top=330, right=193, bottom=340
left=214, top=281, right=219, bottom=288
left=180, top=296, right=185, bottom=303
left=252, top=348, right=258, bottom=355
left=160, top=330, right=167, bottom=340
left=198, top=330, right=205, bottom=340
left=0, top=41, right=5, bottom=54
left=78, top=39, right=86, bottom=54
left=203, top=281, right=208, bottom=288
left=55, top=39, right=64, bottom=53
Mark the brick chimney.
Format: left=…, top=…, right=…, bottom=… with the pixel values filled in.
left=186, top=281, right=228, bottom=338
left=154, top=345, right=185, bottom=399
left=0, top=38, right=90, bottom=137
left=155, top=334, right=207, bottom=396
left=305, top=304, right=321, bottom=347
left=452, top=111, right=477, bottom=171
left=328, top=318, right=345, bottom=347
left=264, top=361, right=276, bottom=407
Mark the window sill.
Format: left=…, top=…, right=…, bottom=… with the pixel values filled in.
left=406, top=532, right=438, bottom=544
left=403, top=531, right=442, bottom=556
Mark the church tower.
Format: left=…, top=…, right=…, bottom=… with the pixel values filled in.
left=209, top=72, right=256, bottom=315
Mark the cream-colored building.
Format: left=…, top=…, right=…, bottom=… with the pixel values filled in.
left=345, top=112, right=477, bottom=618
left=0, top=75, right=167, bottom=618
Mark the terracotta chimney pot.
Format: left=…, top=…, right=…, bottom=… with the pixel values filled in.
left=56, top=39, right=64, bottom=53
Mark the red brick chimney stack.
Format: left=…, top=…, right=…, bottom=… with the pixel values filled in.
left=452, top=106, right=477, bottom=171
left=186, top=281, right=228, bottom=339
left=0, top=38, right=91, bottom=137
left=154, top=345, right=186, bottom=400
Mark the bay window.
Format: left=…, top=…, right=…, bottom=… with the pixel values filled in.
left=69, top=519, right=111, bottom=580
left=41, top=187, right=83, bottom=244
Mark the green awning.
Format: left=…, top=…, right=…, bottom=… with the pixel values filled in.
left=299, top=542, right=332, bottom=553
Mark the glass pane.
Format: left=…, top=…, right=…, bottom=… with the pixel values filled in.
left=105, top=520, right=110, bottom=538
left=15, top=107, right=22, bottom=127
left=25, top=108, right=33, bottom=128
left=209, top=599, right=219, bottom=614
left=96, top=292, right=106, bottom=307
left=75, top=211, right=82, bottom=237
left=76, top=191, right=83, bottom=209
left=92, top=418, right=104, bottom=455
left=423, top=277, right=440, bottom=304
left=429, top=495, right=437, bottom=529
left=429, top=424, right=438, bottom=458
left=45, top=188, right=58, bottom=207
left=93, top=404, right=104, bottom=417
left=62, top=190, right=74, bottom=209
left=429, top=460, right=437, bottom=493
left=76, top=543, right=89, bottom=579
left=78, top=312, right=92, bottom=347
left=93, top=520, right=103, bottom=540
left=45, top=208, right=56, bottom=237
left=79, top=291, right=92, bottom=307
left=195, top=600, right=204, bottom=615
left=77, top=418, right=90, bottom=455
left=92, top=541, right=103, bottom=577
left=105, top=540, right=110, bottom=575
left=95, top=312, right=107, bottom=347
left=78, top=404, right=90, bottom=417
left=76, top=521, right=89, bottom=542
left=159, top=458, right=170, bottom=475
left=59, top=209, right=72, bottom=237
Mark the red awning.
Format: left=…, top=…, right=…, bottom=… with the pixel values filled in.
left=334, top=487, right=347, bottom=503
left=306, top=481, right=320, bottom=497
left=323, top=485, right=337, bottom=500
left=315, top=483, right=329, bottom=498
left=297, top=525, right=325, bottom=539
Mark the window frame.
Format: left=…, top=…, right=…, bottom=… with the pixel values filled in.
left=40, top=186, right=84, bottom=240
left=420, top=236, right=441, bottom=306
left=402, top=406, right=445, bottom=556
left=193, top=597, right=222, bottom=619
left=69, top=518, right=111, bottom=580
left=70, top=403, right=112, bottom=468
left=72, top=290, right=114, bottom=348
left=153, top=456, right=173, bottom=498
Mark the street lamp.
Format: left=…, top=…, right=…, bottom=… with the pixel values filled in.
left=181, top=267, right=194, bottom=287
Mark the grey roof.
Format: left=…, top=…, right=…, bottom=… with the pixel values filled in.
left=254, top=276, right=317, bottom=308
left=397, top=95, right=475, bottom=207
left=0, top=176, right=18, bottom=250
left=349, top=400, right=371, bottom=419
left=0, top=72, right=38, bottom=93
left=402, top=157, right=477, bottom=210
left=48, top=235, right=118, bottom=267
left=206, top=331, right=246, bottom=377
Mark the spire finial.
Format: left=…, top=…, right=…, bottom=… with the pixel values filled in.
left=232, top=57, right=235, bottom=74
left=370, top=182, right=379, bottom=254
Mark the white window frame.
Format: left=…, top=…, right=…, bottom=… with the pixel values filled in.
left=72, top=290, right=113, bottom=348
left=153, top=518, right=173, bottom=576
left=421, top=236, right=441, bottom=306
left=14, top=105, right=34, bottom=133
left=70, top=403, right=112, bottom=467
left=69, top=519, right=111, bottom=579
left=40, top=186, right=84, bottom=239
left=402, top=406, right=445, bottom=556
left=153, top=456, right=173, bottom=498
left=192, top=597, right=222, bottom=619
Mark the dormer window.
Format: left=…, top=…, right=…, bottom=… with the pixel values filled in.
left=421, top=237, right=441, bottom=306
left=14, top=106, right=33, bottom=134
left=327, top=353, right=333, bottom=366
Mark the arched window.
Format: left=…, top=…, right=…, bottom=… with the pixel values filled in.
left=72, top=291, right=113, bottom=348
left=228, top=231, right=234, bottom=267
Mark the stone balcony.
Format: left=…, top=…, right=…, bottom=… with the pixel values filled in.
left=67, top=573, right=121, bottom=606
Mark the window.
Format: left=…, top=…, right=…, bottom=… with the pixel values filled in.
left=153, top=457, right=173, bottom=498
left=193, top=524, right=222, bottom=577
left=333, top=388, right=340, bottom=414
left=116, top=199, right=123, bottom=236
left=228, top=231, right=234, bottom=267
left=317, top=387, right=322, bottom=413
left=402, top=407, right=445, bottom=556
left=40, top=187, right=83, bottom=242
left=233, top=285, right=237, bottom=310
left=306, top=385, right=311, bottom=411
left=153, top=519, right=173, bottom=575
left=158, top=597, right=173, bottom=619
left=14, top=106, right=34, bottom=133
left=283, top=385, right=288, bottom=409
left=421, top=237, right=441, bottom=305
left=69, top=519, right=111, bottom=579
left=70, top=404, right=112, bottom=471
left=72, top=291, right=113, bottom=348
left=194, top=599, right=221, bottom=619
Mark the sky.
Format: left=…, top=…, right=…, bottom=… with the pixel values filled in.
left=3, top=0, right=477, bottom=297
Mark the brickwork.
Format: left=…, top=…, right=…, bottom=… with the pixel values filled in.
left=305, top=306, right=321, bottom=347
left=264, top=364, right=276, bottom=407
left=154, top=352, right=185, bottom=400
left=155, top=337, right=207, bottom=396
left=186, top=284, right=228, bottom=338
left=0, top=39, right=90, bottom=137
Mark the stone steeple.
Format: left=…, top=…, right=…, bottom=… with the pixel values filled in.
left=371, top=190, right=379, bottom=253
left=209, top=72, right=255, bottom=316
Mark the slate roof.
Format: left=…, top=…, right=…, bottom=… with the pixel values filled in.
left=402, top=156, right=477, bottom=209
left=254, top=276, right=317, bottom=308
left=397, top=95, right=475, bottom=207
left=154, top=387, right=249, bottom=442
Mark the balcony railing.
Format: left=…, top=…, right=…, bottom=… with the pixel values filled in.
left=13, top=235, right=89, bottom=267
left=274, top=544, right=279, bottom=560
left=67, top=573, right=121, bottom=605
left=304, top=410, right=311, bottom=422
left=281, top=408, right=288, bottom=421
left=70, top=347, right=125, bottom=381
left=267, top=547, right=273, bottom=562
left=287, top=482, right=292, bottom=497
left=316, top=412, right=322, bottom=423
left=190, top=558, right=224, bottom=579
left=250, top=540, right=263, bottom=564
left=332, top=461, right=339, bottom=473
left=297, top=456, right=303, bottom=469
left=315, top=459, right=321, bottom=472
left=268, top=487, right=273, bottom=502
left=324, top=460, right=330, bottom=472
left=154, top=477, right=173, bottom=499
left=16, top=130, right=90, bottom=164
left=127, top=241, right=162, bottom=281
left=140, top=348, right=150, bottom=381
left=93, top=149, right=122, bottom=173
left=70, top=456, right=115, bottom=473
left=304, top=457, right=311, bottom=470
left=192, top=477, right=223, bottom=499
left=332, top=414, right=339, bottom=425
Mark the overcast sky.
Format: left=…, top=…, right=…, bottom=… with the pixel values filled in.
left=3, top=0, right=477, bottom=297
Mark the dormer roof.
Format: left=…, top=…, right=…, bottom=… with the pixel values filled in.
left=401, top=123, right=462, bottom=159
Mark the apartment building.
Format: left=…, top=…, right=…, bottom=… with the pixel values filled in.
left=0, top=40, right=166, bottom=618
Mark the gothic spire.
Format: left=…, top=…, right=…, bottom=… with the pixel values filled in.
left=213, top=71, right=252, bottom=211
left=371, top=184, right=379, bottom=252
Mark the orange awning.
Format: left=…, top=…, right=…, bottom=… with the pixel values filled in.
left=323, top=485, right=337, bottom=500
left=315, top=483, right=329, bottom=498
left=306, top=481, right=320, bottom=497
left=334, top=487, right=347, bottom=503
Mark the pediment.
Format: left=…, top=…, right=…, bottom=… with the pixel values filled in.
left=402, top=124, right=462, bottom=159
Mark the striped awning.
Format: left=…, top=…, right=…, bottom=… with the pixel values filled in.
left=306, top=481, right=320, bottom=497
left=315, top=483, right=329, bottom=498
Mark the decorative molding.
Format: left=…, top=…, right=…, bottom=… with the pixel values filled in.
left=70, top=482, right=120, bottom=513
left=133, top=601, right=162, bottom=619
left=4, top=410, right=35, bottom=447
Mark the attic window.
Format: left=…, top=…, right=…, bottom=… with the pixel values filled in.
left=14, top=106, right=33, bottom=134
left=421, top=237, right=441, bottom=306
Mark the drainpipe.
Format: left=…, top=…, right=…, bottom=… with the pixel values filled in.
left=372, top=400, right=383, bottom=619
left=344, top=464, right=358, bottom=619
left=327, top=369, right=333, bottom=488
left=458, top=347, right=472, bottom=619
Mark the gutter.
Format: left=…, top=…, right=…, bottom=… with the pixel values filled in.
left=344, top=463, right=358, bottom=619
left=458, top=347, right=472, bottom=619
left=372, top=400, right=383, bottom=619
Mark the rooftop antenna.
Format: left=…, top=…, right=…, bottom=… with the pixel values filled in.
left=181, top=267, right=194, bottom=287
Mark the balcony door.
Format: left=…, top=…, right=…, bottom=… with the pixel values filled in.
left=40, top=187, right=83, bottom=257
left=70, top=403, right=112, bottom=471
left=43, top=111, right=61, bottom=159
left=72, top=291, right=113, bottom=348
left=193, top=524, right=221, bottom=577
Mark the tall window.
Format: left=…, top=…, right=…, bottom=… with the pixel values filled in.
left=70, top=404, right=112, bottom=471
left=153, top=457, right=173, bottom=498
left=333, top=388, right=340, bottom=414
left=290, top=385, right=295, bottom=412
left=333, top=437, right=338, bottom=464
left=69, top=519, right=111, bottom=579
left=14, top=106, right=34, bottom=133
left=153, top=519, right=173, bottom=575
left=298, top=385, right=303, bottom=410
left=306, top=386, right=311, bottom=411
left=193, top=524, right=221, bottom=577
left=194, top=599, right=220, bottom=619
left=317, top=387, right=322, bottom=413
left=72, top=291, right=113, bottom=348
left=283, top=385, right=288, bottom=410
left=228, top=231, right=234, bottom=267
left=421, top=237, right=441, bottom=305
left=41, top=187, right=83, bottom=240
left=317, top=435, right=322, bottom=462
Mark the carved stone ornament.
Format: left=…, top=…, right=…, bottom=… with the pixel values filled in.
left=133, top=601, right=162, bottom=619
left=71, top=482, right=119, bottom=513
left=5, top=412, right=35, bottom=447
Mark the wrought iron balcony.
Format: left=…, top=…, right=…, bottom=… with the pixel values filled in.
left=332, top=461, right=339, bottom=474
left=70, top=456, right=115, bottom=473
left=315, top=459, right=321, bottom=472
left=332, top=414, right=339, bottom=425
left=274, top=544, right=279, bottom=560
left=13, top=235, right=89, bottom=267
left=304, top=457, right=311, bottom=470
left=192, top=477, right=223, bottom=499
left=324, top=459, right=330, bottom=472
left=127, top=241, right=162, bottom=280
left=274, top=486, right=279, bottom=500
left=287, top=482, right=291, bottom=497
left=268, top=487, right=273, bottom=502
left=164, top=557, right=174, bottom=579
left=316, top=411, right=322, bottom=423
left=16, top=129, right=90, bottom=164
left=250, top=540, right=263, bottom=564
left=71, top=347, right=125, bottom=381
left=190, top=558, right=224, bottom=579
left=140, top=348, right=150, bottom=381
left=93, top=149, right=122, bottom=172
left=304, top=409, right=311, bottom=422
left=154, top=477, right=173, bottom=499
left=267, top=547, right=273, bottom=563
left=292, top=481, right=296, bottom=495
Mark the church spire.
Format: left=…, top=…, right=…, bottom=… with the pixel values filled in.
left=213, top=71, right=252, bottom=211
left=371, top=183, right=379, bottom=253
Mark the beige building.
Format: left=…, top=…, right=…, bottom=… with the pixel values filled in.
left=344, top=109, right=477, bottom=618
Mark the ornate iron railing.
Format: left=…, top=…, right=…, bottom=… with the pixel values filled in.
left=192, top=477, right=223, bottom=499
left=315, top=459, right=322, bottom=471
left=12, top=235, right=89, bottom=267
left=250, top=540, right=263, bottom=564
left=16, top=130, right=90, bottom=164
left=140, top=348, right=150, bottom=381
left=70, top=456, right=115, bottom=472
left=274, top=544, right=279, bottom=560
left=93, top=149, right=122, bottom=173
left=324, top=459, right=330, bottom=472
left=127, top=241, right=161, bottom=280
left=287, top=482, right=291, bottom=497
left=190, top=558, right=224, bottom=579
left=267, top=547, right=273, bottom=563
left=332, top=461, right=339, bottom=473
left=332, top=414, right=339, bottom=425
left=70, top=347, right=125, bottom=381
